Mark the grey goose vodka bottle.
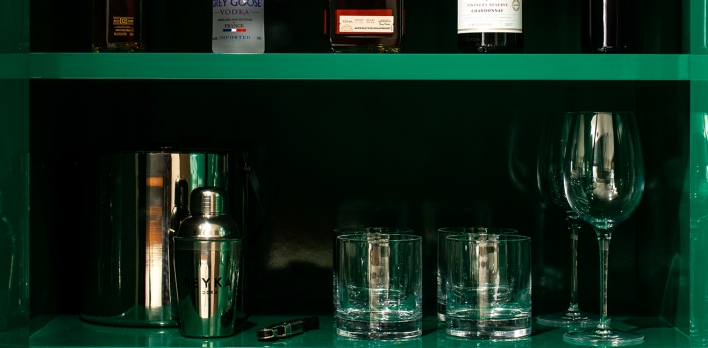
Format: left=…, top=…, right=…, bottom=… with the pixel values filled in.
left=212, top=0, right=264, bottom=53
left=173, top=187, right=242, bottom=338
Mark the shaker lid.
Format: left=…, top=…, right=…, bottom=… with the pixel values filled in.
left=190, top=186, right=227, bottom=216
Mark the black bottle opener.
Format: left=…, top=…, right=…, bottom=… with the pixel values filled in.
left=256, top=316, right=320, bottom=340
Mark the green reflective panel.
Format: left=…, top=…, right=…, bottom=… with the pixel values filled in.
left=690, top=0, right=708, bottom=338
left=189, top=154, right=206, bottom=193
left=0, top=0, right=29, bottom=345
left=689, top=0, right=708, bottom=53
left=207, top=153, right=228, bottom=188
left=691, top=75, right=708, bottom=343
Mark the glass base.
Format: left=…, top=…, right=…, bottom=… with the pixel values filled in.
left=437, top=302, right=446, bottom=322
left=563, top=327, right=644, bottom=346
left=336, top=317, right=421, bottom=340
left=446, top=316, right=532, bottom=339
left=537, top=311, right=602, bottom=328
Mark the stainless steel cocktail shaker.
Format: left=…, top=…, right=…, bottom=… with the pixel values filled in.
left=173, top=186, right=242, bottom=338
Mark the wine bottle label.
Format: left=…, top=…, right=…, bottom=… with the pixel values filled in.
left=212, top=0, right=265, bottom=53
left=458, top=0, right=522, bottom=34
left=336, top=9, right=394, bottom=34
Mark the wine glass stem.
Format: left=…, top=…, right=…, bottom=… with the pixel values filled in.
left=597, top=231, right=613, bottom=330
left=567, top=215, right=580, bottom=313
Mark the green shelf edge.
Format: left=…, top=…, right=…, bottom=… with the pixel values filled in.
left=28, top=53, right=693, bottom=81
left=28, top=315, right=688, bottom=348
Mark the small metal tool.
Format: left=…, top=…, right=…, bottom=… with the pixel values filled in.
left=256, top=316, right=320, bottom=340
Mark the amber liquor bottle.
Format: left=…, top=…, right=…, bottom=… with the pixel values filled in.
left=93, top=0, right=145, bottom=52
left=458, top=0, right=523, bottom=53
left=326, top=0, right=404, bottom=53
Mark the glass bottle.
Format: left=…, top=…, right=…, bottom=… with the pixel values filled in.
left=212, top=0, right=265, bottom=53
left=458, top=0, right=523, bottom=53
left=92, top=0, right=145, bottom=52
left=326, top=0, right=404, bottom=53
left=581, top=0, right=643, bottom=53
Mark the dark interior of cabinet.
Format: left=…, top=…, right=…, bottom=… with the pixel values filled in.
left=29, top=80, right=688, bottom=327
left=30, top=0, right=684, bottom=53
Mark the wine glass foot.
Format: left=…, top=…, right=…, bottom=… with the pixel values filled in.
left=563, top=327, right=644, bottom=347
left=537, top=311, right=602, bottom=328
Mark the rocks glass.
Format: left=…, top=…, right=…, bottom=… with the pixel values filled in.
left=437, top=227, right=518, bottom=321
left=445, top=234, right=532, bottom=339
left=335, top=233, right=422, bottom=340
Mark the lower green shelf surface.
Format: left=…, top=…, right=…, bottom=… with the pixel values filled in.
left=29, top=315, right=687, bottom=348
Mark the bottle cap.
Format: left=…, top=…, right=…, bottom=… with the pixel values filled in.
left=190, top=186, right=227, bottom=216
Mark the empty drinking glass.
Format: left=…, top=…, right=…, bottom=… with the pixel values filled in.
left=336, top=233, right=422, bottom=340
left=446, top=234, right=532, bottom=339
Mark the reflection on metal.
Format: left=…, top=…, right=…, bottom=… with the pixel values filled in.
left=81, top=150, right=240, bottom=327
left=173, top=187, right=242, bottom=338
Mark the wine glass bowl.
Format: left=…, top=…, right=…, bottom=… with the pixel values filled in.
left=564, top=112, right=645, bottom=231
left=562, top=111, right=645, bottom=346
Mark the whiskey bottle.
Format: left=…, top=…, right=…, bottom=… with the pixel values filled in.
left=92, top=0, right=145, bottom=52
left=326, top=0, right=404, bottom=53
left=458, top=0, right=523, bottom=53
left=581, top=0, right=642, bottom=53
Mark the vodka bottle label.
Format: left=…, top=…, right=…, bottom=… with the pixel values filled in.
left=212, top=0, right=265, bottom=53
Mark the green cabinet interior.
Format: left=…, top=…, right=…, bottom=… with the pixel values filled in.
left=0, top=0, right=705, bottom=346
left=0, top=0, right=30, bottom=346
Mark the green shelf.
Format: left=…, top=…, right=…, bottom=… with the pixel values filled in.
left=28, top=315, right=687, bottom=348
left=29, top=53, right=692, bottom=81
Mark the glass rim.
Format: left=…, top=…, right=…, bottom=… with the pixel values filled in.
left=445, top=234, right=530, bottom=243
left=337, top=233, right=421, bottom=242
left=334, top=227, right=413, bottom=234
left=437, top=227, right=518, bottom=234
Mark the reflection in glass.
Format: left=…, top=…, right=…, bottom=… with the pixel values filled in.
left=536, top=113, right=600, bottom=328
left=0, top=191, right=15, bottom=331
left=0, top=154, right=29, bottom=344
left=562, top=112, right=645, bottom=346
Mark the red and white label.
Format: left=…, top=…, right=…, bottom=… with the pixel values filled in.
left=336, top=9, right=394, bottom=34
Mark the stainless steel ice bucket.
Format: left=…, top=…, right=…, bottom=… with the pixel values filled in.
left=80, top=149, right=245, bottom=327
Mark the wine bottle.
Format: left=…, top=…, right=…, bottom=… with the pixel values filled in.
left=326, top=0, right=404, bottom=53
left=458, top=0, right=523, bottom=53
left=581, top=0, right=643, bottom=53
left=92, top=0, right=145, bottom=52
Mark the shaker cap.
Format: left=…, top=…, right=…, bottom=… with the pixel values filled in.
left=190, top=186, right=227, bottom=216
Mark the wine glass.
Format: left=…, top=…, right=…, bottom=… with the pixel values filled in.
left=536, top=113, right=600, bottom=328
left=562, top=112, right=645, bottom=346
